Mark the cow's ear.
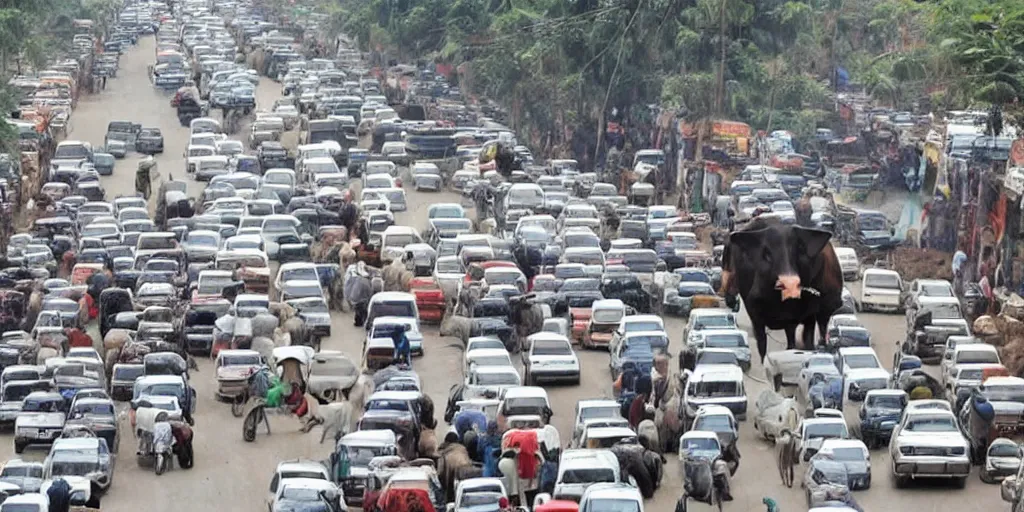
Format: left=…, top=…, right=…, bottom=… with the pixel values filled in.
left=728, top=230, right=764, bottom=253
left=794, top=226, right=831, bottom=258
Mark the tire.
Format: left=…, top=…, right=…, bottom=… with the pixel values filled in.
left=231, top=394, right=246, bottom=418
left=243, top=406, right=262, bottom=442
left=954, top=476, right=967, bottom=489
left=980, top=470, right=994, bottom=484
left=773, top=375, right=783, bottom=392
left=14, top=441, right=24, bottom=454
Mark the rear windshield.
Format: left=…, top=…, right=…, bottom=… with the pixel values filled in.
left=533, top=340, right=572, bottom=356
left=864, top=273, right=900, bottom=289
left=371, top=301, right=415, bottom=318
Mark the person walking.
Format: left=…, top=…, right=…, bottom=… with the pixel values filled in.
left=391, top=324, right=411, bottom=366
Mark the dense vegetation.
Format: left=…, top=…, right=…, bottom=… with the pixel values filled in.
left=318, top=0, right=1024, bottom=155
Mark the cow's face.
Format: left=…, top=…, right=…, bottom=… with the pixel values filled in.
left=729, top=225, right=831, bottom=301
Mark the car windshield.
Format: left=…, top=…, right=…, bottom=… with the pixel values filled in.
left=221, top=354, right=261, bottom=366
left=692, top=315, right=735, bottom=330
left=805, top=422, right=846, bottom=439
left=690, top=381, right=738, bottom=398
left=580, top=405, right=620, bottom=421
left=437, top=260, right=462, bottom=274
left=560, top=467, right=615, bottom=484
left=865, top=273, right=900, bottom=289
left=858, top=215, right=888, bottom=231
left=43, top=301, right=78, bottom=313
left=922, top=303, right=961, bottom=319
left=71, top=403, right=115, bottom=417
left=284, top=283, right=322, bottom=299
left=991, top=444, right=1021, bottom=458
left=694, top=415, right=732, bottom=431
left=704, top=334, right=745, bottom=348
left=843, top=354, right=878, bottom=369
left=384, top=234, right=417, bottom=248
left=55, top=144, right=89, bottom=159
left=905, top=416, right=957, bottom=432
left=370, top=301, right=414, bottom=318
left=50, top=459, right=98, bottom=477
left=475, top=372, right=518, bottom=385
left=867, top=395, right=906, bottom=409
left=366, top=399, right=410, bottom=412
left=921, top=284, right=953, bottom=297
left=294, top=300, right=329, bottom=314
left=983, top=386, right=1024, bottom=404
left=2, top=505, right=43, bottom=512
left=958, top=350, right=999, bottom=364
left=830, top=447, right=865, bottom=461
left=344, top=445, right=389, bottom=466
left=624, top=322, right=661, bottom=333
left=682, top=437, right=719, bottom=452
left=533, top=340, right=572, bottom=356
left=137, top=383, right=183, bottom=400
left=1, top=465, right=41, bottom=478
left=280, top=487, right=324, bottom=501
left=113, top=366, right=144, bottom=380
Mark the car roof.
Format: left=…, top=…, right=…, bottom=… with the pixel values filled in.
left=820, top=439, right=868, bottom=451
left=503, top=386, right=547, bottom=398
left=838, top=347, right=878, bottom=355
left=845, top=367, right=890, bottom=379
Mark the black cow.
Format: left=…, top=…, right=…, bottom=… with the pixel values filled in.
left=720, top=218, right=844, bottom=361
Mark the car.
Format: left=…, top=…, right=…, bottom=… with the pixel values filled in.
left=941, top=344, right=1001, bottom=389
left=266, top=460, right=330, bottom=509
left=796, top=353, right=843, bottom=399
left=0, top=459, right=43, bottom=493
left=270, top=477, right=342, bottom=512
left=889, top=408, right=969, bottom=488
left=43, top=436, right=115, bottom=493
left=14, top=391, right=67, bottom=454
left=550, top=450, right=622, bottom=502
left=521, top=333, right=580, bottom=385
left=571, top=400, right=626, bottom=448
left=802, top=456, right=855, bottom=509
left=105, top=139, right=128, bottom=159
left=135, top=127, right=164, bottom=154
left=63, top=397, right=119, bottom=456
left=689, top=328, right=751, bottom=371
left=901, top=278, right=955, bottom=308
left=683, top=309, right=738, bottom=345
left=92, top=153, right=115, bottom=175
left=799, top=416, right=849, bottom=462
left=835, top=347, right=882, bottom=376
left=368, top=316, right=424, bottom=356
left=860, top=268, right=903, bottom=313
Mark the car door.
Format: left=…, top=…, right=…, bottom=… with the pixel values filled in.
left=941, top=349, right=955, bottom=386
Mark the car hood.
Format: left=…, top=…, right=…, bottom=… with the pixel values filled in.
left=838, top=460, right=869, bottom=475
left=299, top=311, right=331, bottom=326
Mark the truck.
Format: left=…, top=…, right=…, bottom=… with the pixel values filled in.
left=402, top=125, right=459, bottom=175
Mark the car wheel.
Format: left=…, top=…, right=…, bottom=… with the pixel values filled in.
left=14, top=441, right=24, bottom=454
left=954, top=476, right=967, bottom=489
left=863, top=475, right=871, bottom=490
left=773, top=375, right=783, bottom=392
left=980, top=470, right=993, bottom=484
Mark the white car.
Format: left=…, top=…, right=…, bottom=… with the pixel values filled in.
left=860, top=268, right=903, bottom=313
left=571, top=400, right=625, bottom=447
left=271, top=477, right=343, bottom=512
left=683, top=309, right=738, bottom=345
left=889, top=409, right=969, bottom=488
left=835, top=347, right=883, bottom=376
left=941, top=344, right=1001, bottom=388
left=799, top=417, right=849, bottom=462
left=267, top=460, right=330, bottom=509
left=521, top=333, right=580, bottom=385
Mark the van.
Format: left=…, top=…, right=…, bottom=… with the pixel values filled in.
left=683, top=365, right=747, bottom=421
left=833, top=247, right=859, bottom=281
left=860, top=268, right=903, bottom=313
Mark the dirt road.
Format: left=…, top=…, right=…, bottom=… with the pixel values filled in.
left=15, top=35, right=1000, bottom=511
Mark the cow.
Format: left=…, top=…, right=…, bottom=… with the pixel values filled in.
left=719, top=218, right=843, bottom=361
